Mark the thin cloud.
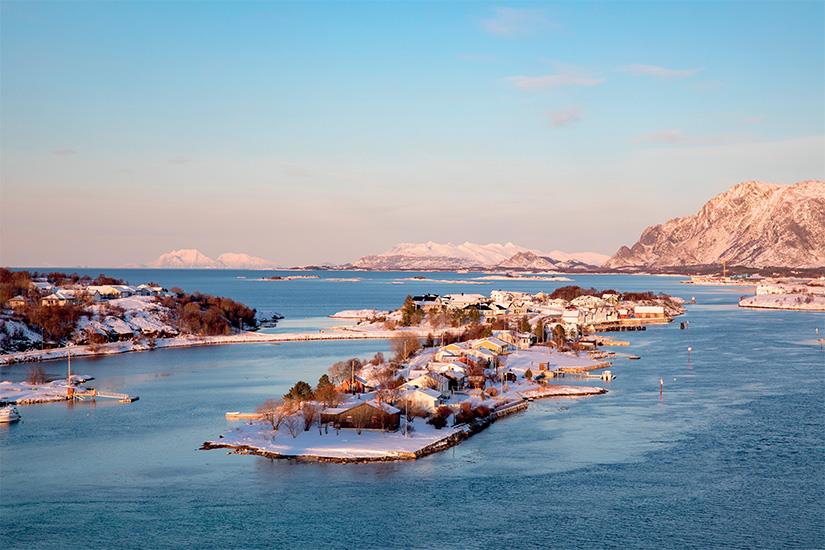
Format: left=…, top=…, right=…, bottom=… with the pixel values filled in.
left=549, top=107, right=581, bottom=128
left=638, top=129, right=687, bottom=144
left=507, top=70, right=604, bottom=91
left=619, top=64, right=701, bottom=78
left=480, top=7, right=554, bottom=37
left=52, top=148, right=77, bottom=156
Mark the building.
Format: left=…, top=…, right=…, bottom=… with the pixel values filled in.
left=633, top=305, right=665, bottom=319
left=6, top=295, right=27, bottom=309
left=41, top=291, right=76, bottom=307
left=471, top=337, right=510, bottom=355
left=320, top=400, right=400, bottom=431
left=402, top=372, right=450, bottom=394
left=398, top=387, right=443, bottom=413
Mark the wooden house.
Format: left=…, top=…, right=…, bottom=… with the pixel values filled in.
left=321, top=400, right=400, bottom=431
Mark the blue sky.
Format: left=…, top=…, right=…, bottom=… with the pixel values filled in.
left=1, top=1, right=823, bottom=266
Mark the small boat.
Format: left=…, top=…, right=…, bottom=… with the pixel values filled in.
left=627, top=355, right=641, bottom=360
left=0, top=406, right=21, bottom=423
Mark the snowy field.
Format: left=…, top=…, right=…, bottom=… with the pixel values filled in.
left=210, top=419, right=467, bottom=460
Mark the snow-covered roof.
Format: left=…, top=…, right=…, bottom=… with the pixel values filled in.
left=405, top=387, right=442, bottom=400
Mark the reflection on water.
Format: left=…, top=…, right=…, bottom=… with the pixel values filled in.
left=1, top=272, right=823, bottom=549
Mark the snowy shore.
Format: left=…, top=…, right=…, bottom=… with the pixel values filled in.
left=0, top=326, right=457, bottom=366
left=202, top=384, right=605, bottom=463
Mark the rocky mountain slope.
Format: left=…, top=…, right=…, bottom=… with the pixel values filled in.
left=148, top=249, right=278, bottom=269
left=353, top=241, right=606, bottom=271
left=495, top=251, right=597, bottom=272
left=605, top=180, right=825, bottom=269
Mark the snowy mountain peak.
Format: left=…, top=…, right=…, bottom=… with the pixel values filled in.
left=148, top=250, right=278, bottom=269
left=605, top=180, right=825, bottom=269
left=149, top=249, right=217, bottom=268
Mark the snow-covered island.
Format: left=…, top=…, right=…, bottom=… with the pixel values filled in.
left=738, top=277, right=825, bottom=311
left=204, top=286, right=684, bottom=463
left=203, top=342, right=611, bottom=463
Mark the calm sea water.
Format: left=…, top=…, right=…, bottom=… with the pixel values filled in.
left=1, top=271, right=823, bottom=549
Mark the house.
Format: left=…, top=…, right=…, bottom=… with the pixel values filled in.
left=137, top=284, right=166, bottom=296
left=412, top=293, right=440, bottom=310
left=633, top=305, right=665, bottom=319
left=41, top=291, right=76, bottom=307
left=339, top=375, right=373, bottom=394
left=30, top=281, right=55, bottom=295
left=494, top=330, right=533, bottom=349
left=471, top=336, right=510, bottom=355
left=402, top=372, right=450, bottom=394
left=398, top=387, right=443, bottom=413
left=320, top=400, right=401, bottom=431
left=439, top=370, right=467, bottom=391
left=515, top=331, right=535, bottom=350
left=441, top=293, right=486, bottom=310
left=6, top=295, right=27, bottom=309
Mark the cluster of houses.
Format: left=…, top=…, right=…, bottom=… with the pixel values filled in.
left=2, top=279, right=178, bottom=347
left=5, top=281, right=167, bottom=310
left=321, top=330, right=530, bottom=431
left=412, top=290, right=670, bottom=338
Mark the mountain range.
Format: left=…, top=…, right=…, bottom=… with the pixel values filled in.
left=147, top=249, right=279, bottom=269
left=351, top=242, right=609, bottom=271
left=605, top=180, right=825, bottom=269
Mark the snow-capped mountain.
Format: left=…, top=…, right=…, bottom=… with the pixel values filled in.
left=148, top=249, right=219, bottom=268
left=605, top=180, right=825, bottom=269
left=495, top=251, right=598, bottom=272
left=148, top=249, right=278, bottom=269
left=353, top=241, right=607, bottom=270
left=215, top=252, right=277, bottom=270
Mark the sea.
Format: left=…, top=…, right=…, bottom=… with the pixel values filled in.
left=1, top=270, right=823, bottom=549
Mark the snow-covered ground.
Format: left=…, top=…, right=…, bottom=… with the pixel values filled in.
left=739, top=294, right=825, bottom=311
left=504, top=348, right=606, bottom=374
left=0, top=326, right=455, bottom=366
left=0, top=375, right=92, bottom=405
left=210, top=419, right=467, bottom=460
left=329, top=309, right=389, bottom=319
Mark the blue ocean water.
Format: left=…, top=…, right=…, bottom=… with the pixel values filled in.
left=1, top=271, right=823, bottom=549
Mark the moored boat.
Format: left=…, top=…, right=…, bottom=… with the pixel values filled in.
left=0, top=406, right=21, bottom=423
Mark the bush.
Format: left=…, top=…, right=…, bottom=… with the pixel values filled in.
left=427, top=413, right=448, bottom=429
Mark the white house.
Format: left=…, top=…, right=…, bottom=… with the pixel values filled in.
left=398, top=387, right=443, bottom=413
left=633, top=305, right=665, bottom=318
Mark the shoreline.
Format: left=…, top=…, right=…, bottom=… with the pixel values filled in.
left=0, top=327, right=458, bottom=366
left=201, top=386, right=606, bottom=464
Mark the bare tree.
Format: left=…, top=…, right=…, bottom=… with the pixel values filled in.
left=391, top=333, right=421, bottom=362
left=302, top=403, right=319, bottom=431
left=27, top=364, right=46, bottom=384
left=257, top=398, right=293, bottom=432
left=285, top=415, right=301, bottom=438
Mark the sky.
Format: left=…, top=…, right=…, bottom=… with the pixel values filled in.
left=1, top=1, right=823, bottom=267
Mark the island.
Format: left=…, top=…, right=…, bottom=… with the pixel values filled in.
left=204, top=286, right=685, bottom=463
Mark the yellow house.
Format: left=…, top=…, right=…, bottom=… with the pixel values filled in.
left=471, top=337, right=510, bottom=355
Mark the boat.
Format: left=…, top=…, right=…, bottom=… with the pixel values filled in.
left=0, top=406, right=21, bottom=423
left=627, top=355, right=641, bottom=360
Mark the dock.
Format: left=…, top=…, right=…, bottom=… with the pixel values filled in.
left=71, top=389, right=139, bottom=403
